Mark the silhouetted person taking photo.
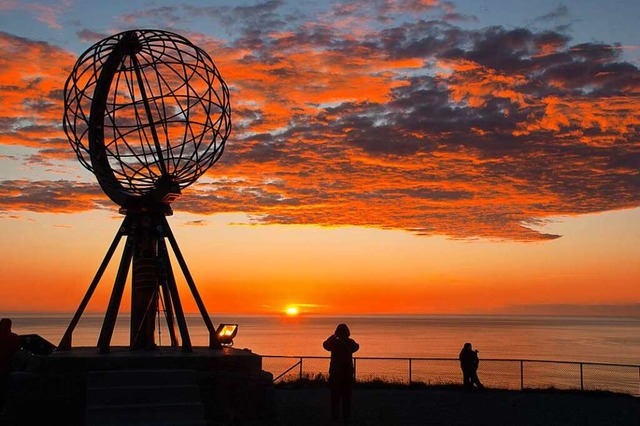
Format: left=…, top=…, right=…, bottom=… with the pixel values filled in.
left=0, top=318, right=20, bottom=410
left=323, top=323, right=359, bottom=422
left=459, top=342, right=484, bottom=390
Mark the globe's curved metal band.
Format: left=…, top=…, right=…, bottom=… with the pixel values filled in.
left=88, top=32, right=138, bottom=207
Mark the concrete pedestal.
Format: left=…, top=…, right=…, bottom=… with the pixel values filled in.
left=4, top=347, right=273, bottom=426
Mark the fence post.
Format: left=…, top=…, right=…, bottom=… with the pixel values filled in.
left=353, top=358, right=357, bottom=382
left=638, top=366, right=640, bottom=397
left=580, top=363, right=584, bottom=391
left=299, top=357, right=303, bottom=380
left=409, top=359, right=412, bottom=385
left=520, top=360, right=524, bottom=390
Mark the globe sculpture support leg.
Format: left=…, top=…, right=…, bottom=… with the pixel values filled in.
left=161, top=216, right=221, bottom=349
left=130, top=215, right=160, bottom=350
left=157, top=234, right=192, bottom=351
left=58, top=216, right=130, bottom=351
left=157, top=268, right=180, bottom=348
left=98, top=234, right=135, bottom=353
left=58, top=214, right=220, bottom=353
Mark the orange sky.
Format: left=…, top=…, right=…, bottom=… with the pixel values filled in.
left=0, top=1, right=639, bottom=316
left=0, top=209, right=638, bottom=315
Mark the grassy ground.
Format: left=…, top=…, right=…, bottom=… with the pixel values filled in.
left=272, top=382, right=640, bottom=426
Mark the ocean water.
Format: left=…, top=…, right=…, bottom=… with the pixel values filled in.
left=7, top=313, right=640, bottom=365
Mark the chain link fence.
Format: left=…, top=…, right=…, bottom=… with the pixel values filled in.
left=262, top=356, right=640, bottom=396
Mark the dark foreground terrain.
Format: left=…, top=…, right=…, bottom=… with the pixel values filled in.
left=273, top=386, right=640, bottom=426
left=2, top=379, right=638, bottom=425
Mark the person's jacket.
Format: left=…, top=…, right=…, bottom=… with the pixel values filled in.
left=459, top=347, right=479, bottom=372
left=323, top=335, right=359, bottom=378
left=0, top=330, right=20, bottom=373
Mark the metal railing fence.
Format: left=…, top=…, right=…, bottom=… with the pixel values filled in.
left=262, top=355, right=640, bottom=396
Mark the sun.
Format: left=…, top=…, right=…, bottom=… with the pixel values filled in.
left=285, top=306, right=300, bottom=316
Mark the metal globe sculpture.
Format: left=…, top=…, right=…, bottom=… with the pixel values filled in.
left=59, top=30, right=230, bottom=353
left=63, top=29, right=231, bottom=210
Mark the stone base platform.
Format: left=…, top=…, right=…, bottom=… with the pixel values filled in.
left=46, top=346, right=263, bottom=371
left=3, top=347, right=274, bottom=426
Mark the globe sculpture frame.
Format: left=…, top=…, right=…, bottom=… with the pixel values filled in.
left=58, top=29, right=231, bottom=353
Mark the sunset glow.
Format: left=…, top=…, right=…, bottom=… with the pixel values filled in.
left=0, top=1, right=638, bottom=317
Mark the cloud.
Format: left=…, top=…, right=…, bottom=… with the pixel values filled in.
left=0, top=179, right=106, bottom=213
left=0, top=0, right=73, bottom=29
left=0, top=32, right=75, bottom=153
left=118, top=0, right=289, bottom=35
left=0, top=6, right=638, bottom=241
left=530, top=4, right=570, bottom=25
left=119, top=6, right=188, bottom=27
left=497, top=303, right=640, bottom=317
left=76, top=29, right=109, bottom=43
left=184, top=219, right=209, bottom=227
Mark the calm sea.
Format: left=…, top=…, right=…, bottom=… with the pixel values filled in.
left=7, top=313, right=640, bottom=365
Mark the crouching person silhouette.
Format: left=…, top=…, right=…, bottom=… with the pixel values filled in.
left=323, top=324, right=359, bottom=422
left=459, top=342, right=484, bottom=389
